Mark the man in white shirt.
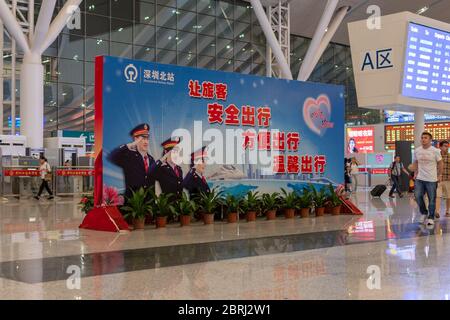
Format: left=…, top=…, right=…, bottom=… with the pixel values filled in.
left=413, top=132, right=443, bottom=227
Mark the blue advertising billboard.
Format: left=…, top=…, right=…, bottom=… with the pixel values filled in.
left=95, top=56, right=345, bottom=198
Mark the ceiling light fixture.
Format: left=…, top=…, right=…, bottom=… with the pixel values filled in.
left=417, top=6, right=429, bottom=15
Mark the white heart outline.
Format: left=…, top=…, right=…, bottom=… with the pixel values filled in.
left=302, top=94, right=332, bottom=136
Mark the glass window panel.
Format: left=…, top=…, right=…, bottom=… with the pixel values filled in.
left=334, top=45, right=347, bottom=67
left=252, top=63, right=265, bottom=76
left=216, top=58, right=233, bottom=72
left=251, top=24, right=265, bottom=45
left=85, top=0, right=109, bottom=16
left=85, top=86, right=95, bottom=108
left=44, top=107, right=58, bottom=132
left=234, top=22, right=251, bottom=42
left=60, top=11, right=85, bottom=37
left=234, top=60, right=251, bottom=74
left=234, top=41, right=251, bottom=61
left=217, top=18, right=233, bottom=39
left=235, top=4, right=251, bottom=23
left=111, top=19, right=133, bottom=43
left=44, top=82, right=57, bottom=107
left=198, top=0, right=215, bottom=15
left=216, top=38, right=233, bottom=59
left=177, top=31, right=197, bottom=53
left=58, top=83, right=84, bottom=108
left=310, top=63, right=323, bottom=82
left=110, top=0, right=133, bottom=20
left=134, top=45, right=156, bottom=62
left=198, top=34, right=215, bottom=56
left=197, top=14, right=215, bottom=36
left=111, top=41, right=133, bottom=58
left=85, top=38, right=109, bottom=61
left=177, top=0, right=196, bottom=12
left=135, top=1, right=156, bottom=24
left=157, top=49, right=177, bottom=64
left=216, top=1, right=233, bottom=19
left=58, top=108, right=85, bottom=130
left=85, top=62, right=95, bottom=86
left=156, top=5, right=177, bottom=28
left=156, top=27, right=177, bottom=50
left=134, top=23, right=155, bottom=46
left=322, top=44, right=334, bottom=65
left=57, top=58, right=84, bottom=84
left=178, top=52, right=197, bottom=67
left=251, top=44, right=265, bottom=64
left=198, top=55, right=215, bottom=70
left=42, top=38, right=58, bottom=57
left=85, top=118, right=95, bottom=131
left=86, top=14, right=109, bottom=40
left=178, top=10, right=197, bottom=32
left=58, top=34, right=84, bottom=61
left=43, top=57, right=59, bottom=82
left=157, top=0, right=176, bottom=7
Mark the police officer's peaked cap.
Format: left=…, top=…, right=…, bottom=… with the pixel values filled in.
left=161, top=136, right=182, bottom=151
left=191, top=146, right=207, bottom=164
left=130, top=123, right=150, bottom=137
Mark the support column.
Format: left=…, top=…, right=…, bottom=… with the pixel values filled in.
left=20, top=53, right=44, bottom=148
left=414, top=109, right=425, bottom=147
left=250, top=0, right=292, bottom=80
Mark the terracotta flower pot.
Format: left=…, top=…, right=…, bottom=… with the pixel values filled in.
left=203, top=212, right=214, bottom=225
left=246, top=211, right=257, bottom=222
left=331, top=205, right=342, bottom=215
left=316, top=207, right=325, bottom=217
left=156, top=216, right=167, bottom=228
left=180, top=215, right=191, bottom=226
left=227, top=212, right=238, bottom=223
left=300, top=208, right=310, bottom=218
left=284, top=208, right=295, bottom=219
left=133, top=217, right=145, bottom=230
left=266, top=209, right=277, bottom=220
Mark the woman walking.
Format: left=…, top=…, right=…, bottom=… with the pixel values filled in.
left=34, top=156, right=54, bottom=200
left=350, top=157, right=360, bottom=193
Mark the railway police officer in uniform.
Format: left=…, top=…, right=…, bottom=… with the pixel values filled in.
left=108, top=123, right=157, bottom=200
left=182, top=146, right=210, bottom=199
left=153, top=137, right=184, bottom=201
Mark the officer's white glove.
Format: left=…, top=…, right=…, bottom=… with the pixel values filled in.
left=159, top=150, right=171, bottom=162
left=127, top=137, right=142, bottom=151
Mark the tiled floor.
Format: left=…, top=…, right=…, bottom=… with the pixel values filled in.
left=1, top=190, right=449, bottom=299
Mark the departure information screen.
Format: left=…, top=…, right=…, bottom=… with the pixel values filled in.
left=402, top=22, right=450, bottom=102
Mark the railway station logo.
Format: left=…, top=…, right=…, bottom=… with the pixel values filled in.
left=124, top=64, right=138, bottom=83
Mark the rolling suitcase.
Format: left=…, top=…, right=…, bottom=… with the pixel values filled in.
left=370, top=184, right=387, bottom=197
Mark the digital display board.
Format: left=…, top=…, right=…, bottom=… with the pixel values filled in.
left=384, top=110, right=450, bottom=123
left=385, top=122, right=450, bottom=144
left=402, top=22, right=450, bottom=102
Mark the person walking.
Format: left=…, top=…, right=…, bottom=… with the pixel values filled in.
left=350, top=157, right=359, bottom=192
left=34, top=156, right=54, bottom=200
left=388, top=155, right=410, bottom=198
left=413, top=132, right=443, bottom=227
left=436, top=140, right=450, bottom=218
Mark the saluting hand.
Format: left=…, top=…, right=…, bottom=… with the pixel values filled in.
left=159, top=149, right=171, bottom=162
left=127, top=137, right=142, bottom=151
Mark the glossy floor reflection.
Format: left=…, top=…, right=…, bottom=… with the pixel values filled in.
left=0, top=190, right=450, bottom=299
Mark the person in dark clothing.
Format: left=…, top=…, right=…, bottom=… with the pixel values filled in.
left=153, top=137, right=184, bottom=201
left=389, top=155, right=410, bottom=198
left=182, top=146, right=210, bottom=200
left=34, top=156, right=54, bottom=200
left=107, top=123, right=157, bottom=200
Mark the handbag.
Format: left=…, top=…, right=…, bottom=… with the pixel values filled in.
left=44, top=172, right=52, bottom=181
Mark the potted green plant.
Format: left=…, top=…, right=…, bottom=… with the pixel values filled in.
left=79, top=194, right=94, bottom=214
left=152, top=193, right=175, bottom=228
left=121, top=187, right=151, bottom=230
left=242, top=191, right=260, bottom=222
left=327, top=183, right=343, bottom=215
left=198, top=188, right=222, bottom=224
left=262, top=192, right=280, bottom=220
left=172, top=193, right=197, bottom=227
left=281, top=188, right=298, bottom=219
left=309, top=184, right=328, bottom=217
left=297, top=189, right=312, bottom=218
left=223, top=194, right=241, bottom=223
